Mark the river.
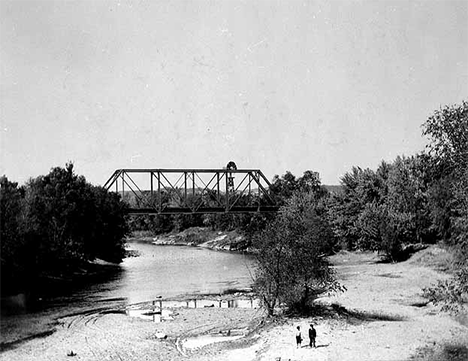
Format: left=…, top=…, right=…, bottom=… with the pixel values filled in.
left=87, top=240, right=256, bottom=304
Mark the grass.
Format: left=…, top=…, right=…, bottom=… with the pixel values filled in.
left=410, top=343, right=468, bottom=361
left=408, top=245, right=455, bottom=272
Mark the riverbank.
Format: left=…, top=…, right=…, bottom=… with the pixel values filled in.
left=1, top=259, right=122, bottom=317
left=130, top=227, right=252, bottom=252
left=2, top=245, right=467, bottom=361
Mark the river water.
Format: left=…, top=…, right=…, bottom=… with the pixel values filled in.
left=92, top=240, right=256, bottom=304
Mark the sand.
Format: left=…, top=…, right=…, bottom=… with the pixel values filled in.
left=1, top=246, right=467, bottom=361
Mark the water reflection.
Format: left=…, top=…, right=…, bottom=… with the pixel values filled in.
left=163, top=298, right=260, bottom=309
left=126, top=307, right=174, bottom=323
left=126, top=297, right=260, bottom=322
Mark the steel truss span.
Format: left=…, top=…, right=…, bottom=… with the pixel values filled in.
left=104, top=168, right=279, bottom=214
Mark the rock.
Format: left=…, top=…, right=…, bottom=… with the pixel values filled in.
left=155, top=332, right=167, bottom=339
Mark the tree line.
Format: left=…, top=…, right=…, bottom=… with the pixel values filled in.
left=0, top=163, right=128, bottom=295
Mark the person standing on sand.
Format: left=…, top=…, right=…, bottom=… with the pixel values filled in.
left=296, top=326, right=302, bottom=348
left=309, top=324, right=316, bottom=348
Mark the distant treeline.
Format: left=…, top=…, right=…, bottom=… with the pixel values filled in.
left=0, top=163, right=128, bottom=295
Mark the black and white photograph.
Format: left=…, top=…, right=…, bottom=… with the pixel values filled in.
left=1, top=1, right=467, bottom=360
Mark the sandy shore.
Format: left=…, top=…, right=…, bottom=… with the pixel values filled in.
left=1, top=246, right=467, bottom=361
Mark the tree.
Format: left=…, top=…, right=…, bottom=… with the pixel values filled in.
left=1, top=164, right=130, bottom=296
left=4, top=163, right=128, bottom=285
left=422, top=101, right=468, bottom=312
left=0, top=176, right=27, bottom=293
left=253, top=192, right=343, bottom=316
left=384, top=155, right=434, bottom=244
left=422, top=101, right=468, bottom=242
left=270, top=171, right=299, bottom=204
left=328, top=166, right=385, bottom=250
left=86, top=186, right=128, bottom=263
left=21, top=163, right=93, bottom=270
left=356, top=202, right=412, bottom=262
left=422, top=101, right=468, bottom=174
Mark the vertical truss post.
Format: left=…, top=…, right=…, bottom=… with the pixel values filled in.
left=192, top=172, right=195, bottom=198
left=157, top=171, right=161, bottom=212
left=150, top=171, right=154, bottom=200
left=217, top=173, right=220, bottom=204
left=122, top=172, right=125, bottom=201
left=184, top=172, right=188, bottom=207
left=225, top=170, right=229, bottom=211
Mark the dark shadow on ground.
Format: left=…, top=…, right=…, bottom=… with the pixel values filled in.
left=0, top=329, right=55, bottom=352
left=375, top=244, right=430, bottom=264
left=300, top=344, right=329, bottom=349
left=410, top=300, right=429, bottom=308
left=293, top=303, right=406, bottom=324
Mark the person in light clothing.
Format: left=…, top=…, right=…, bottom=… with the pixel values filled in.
left=295, top=326, right=302, bottom=348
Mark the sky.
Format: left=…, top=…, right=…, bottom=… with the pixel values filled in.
left=1, top=0, right=467, bottom=186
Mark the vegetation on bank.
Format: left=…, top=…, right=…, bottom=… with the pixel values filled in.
left=0, top=163, right=128, bottom=295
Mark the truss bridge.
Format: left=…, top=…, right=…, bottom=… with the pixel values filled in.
left=104, top=165, right=279, bottom=214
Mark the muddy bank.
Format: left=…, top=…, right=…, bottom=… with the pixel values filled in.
left=130, top=227, right=252, bottom=252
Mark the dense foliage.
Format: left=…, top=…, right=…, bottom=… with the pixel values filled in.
left=253, top=191, right=343, bottom=316
left=421, top=101, right=468, bottom=312
left=0, top=163, right=128, bottom=295
left=327, top=154, right=435, bottom=261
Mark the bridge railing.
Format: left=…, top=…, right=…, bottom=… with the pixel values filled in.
left=104, top=168, right=279, bottom=214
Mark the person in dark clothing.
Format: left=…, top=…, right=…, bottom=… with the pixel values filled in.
left=309, top=324, right=316, bottom=348
left=296, top=326, right=302, bottom=348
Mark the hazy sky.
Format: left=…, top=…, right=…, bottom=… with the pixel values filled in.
left=1, top=0, right=467, bottom=186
